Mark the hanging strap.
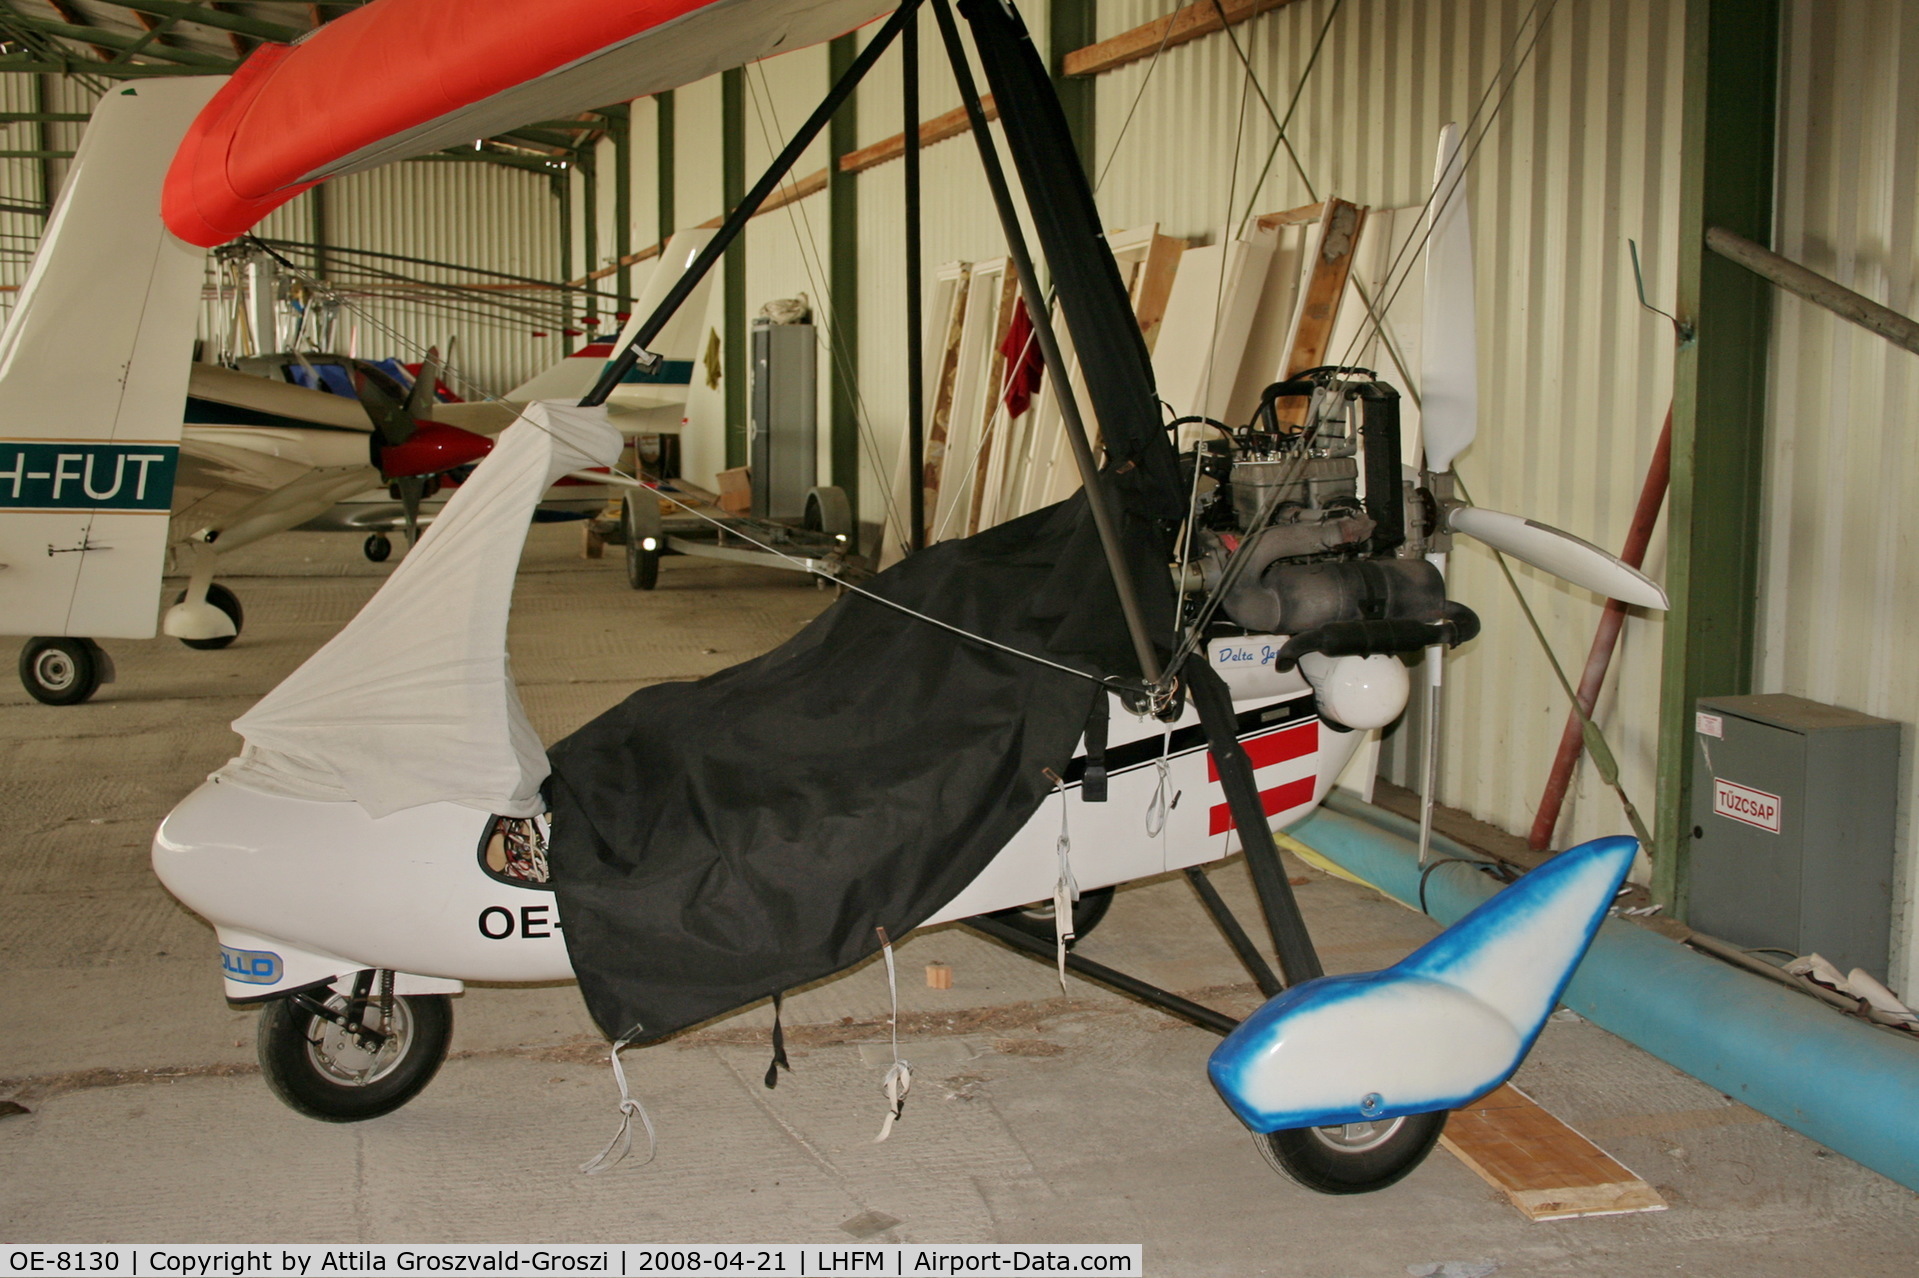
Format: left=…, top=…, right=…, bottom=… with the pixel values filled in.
left=1043, top=768, right=1079, bottom=988
left=1145, top=723, right=1176, bottom=838
left=763, top=991, right=791, bottom=1090
left=580, top=1031, right=658, bottom=1175
left=1081, top=692, right=1109, bottom=803
left=873, top=927, right=913, bottom=1142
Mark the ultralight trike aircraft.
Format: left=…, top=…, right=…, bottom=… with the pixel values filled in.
left=133, top=0, right=1666, bottom=1194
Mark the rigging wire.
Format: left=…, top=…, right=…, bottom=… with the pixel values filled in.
left=1324, top=0, right=1561, bottom=382
left=743, top=62, right=910, bottom=547
left=251, top=223, right=1134, bottom=696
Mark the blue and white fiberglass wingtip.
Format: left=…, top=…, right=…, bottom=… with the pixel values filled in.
left=1208, top=835, right=1638, bottom=1132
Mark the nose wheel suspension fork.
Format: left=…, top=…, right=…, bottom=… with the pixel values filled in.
left=258, top=969, right=452, bottom=1122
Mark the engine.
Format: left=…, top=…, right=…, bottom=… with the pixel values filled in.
left=1182, top=367, right=1479, bottom=671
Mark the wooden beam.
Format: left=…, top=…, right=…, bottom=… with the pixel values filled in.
left=1254, top=200, right=1324, bottom=230
left=1063, top=0, right=1302, bottom=79
left=837, top=96, right=997, bottom=175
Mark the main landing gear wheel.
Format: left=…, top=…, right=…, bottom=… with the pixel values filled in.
left=257, top=980, right=452, bottom=1122
left=363, top=532, right=393, bottom=563
left=173, top=583, right=244, bottom=650
left=622, top=493, right=662, bottom=591
left=19, top=637, right=106, bottom=706
left=988, top=885, right=1116, bottom=947
left=1257, top=1110, right=1448, bottom=1194
left=802, top=485, right=854, bottom=540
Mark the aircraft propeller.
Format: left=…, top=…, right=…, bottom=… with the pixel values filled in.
left=351, top=344, right=491, bottom=549
left=1408, top=124, right=1667, bottom=861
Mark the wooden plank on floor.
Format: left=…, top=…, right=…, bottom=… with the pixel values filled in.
left=1440, top=1084, right=1669, bottom=1222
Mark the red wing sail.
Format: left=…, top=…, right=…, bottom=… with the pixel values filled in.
left=164, top=0, right=888, bottom=247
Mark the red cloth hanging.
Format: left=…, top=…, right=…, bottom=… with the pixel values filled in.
left=997, top=299, right=1046, bottom=418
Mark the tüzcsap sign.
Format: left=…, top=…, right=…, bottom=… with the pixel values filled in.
left=1712, top=777, right=1782, bottom=834
left=0, top=441, right=178, bottom=512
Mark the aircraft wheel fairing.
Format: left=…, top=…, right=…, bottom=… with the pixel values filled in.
left=622, top=494, right=662, bottom=590
left=258, top=984, right=452, bottom=1122
left=363, top=532, right=393, bottom=563
left=1257, top=1110, right=1447, bottom=1194
left=19, top=637, right=105, bottom=705
left=174, top=583, right=244, bottom=650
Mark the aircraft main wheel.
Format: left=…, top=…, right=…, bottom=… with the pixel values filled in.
left=1256, top=1110, right=1448, bottom=1195
left=363, top=533, right=393, bottom=563
left=988, top=885, right=1116, bottom=947
left=622, top=494, right=662, bottom=591
left=19, top=637, right=104, bottom=706
left=173, top=583, right=244, bottom=650
left=803, top=485, right=854, bottom=540
left=257, top=986, right=452, bottom=1123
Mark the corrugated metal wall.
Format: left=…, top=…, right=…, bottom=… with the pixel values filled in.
left=1093, top=0, right=1684, bottom=863
left=0, top=83, right=560, bottom=397
left=296, top=159, right=561, bottom=396
left=600, top=0, right=1686, bottom=866
left=1767, top=0, right=1919, bottom=995
left=3, top=2, right=1913, bottom=987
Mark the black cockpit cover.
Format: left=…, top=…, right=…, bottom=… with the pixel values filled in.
left=545, top=0, right=1184, bottom=1043
left=546, top=499, right=1160, bottom=1041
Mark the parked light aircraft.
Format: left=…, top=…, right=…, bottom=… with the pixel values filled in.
left=0, top=83, right=715, bottom=706
left=146, top=0, right=1666, bottom=1196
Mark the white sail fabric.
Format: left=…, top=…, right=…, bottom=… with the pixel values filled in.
left=216, top=403, right=622, bottom=817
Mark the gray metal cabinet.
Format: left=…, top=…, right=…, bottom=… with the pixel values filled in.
left=749, top=321, right=817, bottom=521
left=1688, top=693, right=1901, bottom=977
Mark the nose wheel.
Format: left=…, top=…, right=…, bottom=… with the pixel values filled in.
left=363, top=532, right=393, bottom=563
left=172, top=583, right=244, bottom=650
left=1256, top=1110, right=1448, bottom=1194
left=257, top=972, right=452, bottom=1122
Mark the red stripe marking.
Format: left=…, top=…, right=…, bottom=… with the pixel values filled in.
left=1209, top=775, right=1317, bottom=836
left=1207, top=719, right=1318, bottom=781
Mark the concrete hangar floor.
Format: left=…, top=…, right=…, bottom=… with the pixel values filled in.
left=1, top=524, right=1915, bottom=1274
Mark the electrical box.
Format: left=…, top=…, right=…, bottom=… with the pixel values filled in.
left=1689, top=693, right=1901, bottom=977
left=749, top=320, right=817, bottom=522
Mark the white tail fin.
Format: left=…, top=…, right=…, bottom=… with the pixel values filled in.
left=505, top=227, right=718, bottom=409
left=0, top=79, right=221, bottom=639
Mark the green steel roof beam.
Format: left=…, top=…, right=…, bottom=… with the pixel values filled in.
left=0, top=56, right=216, bottom=75
left=0, top=13, right=234, bottom=66
left=89, top=1, right=304, bottom=44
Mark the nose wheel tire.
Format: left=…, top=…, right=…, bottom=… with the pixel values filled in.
left=1256, top=1110, right=1448, bottom=1194
left=363, top=533, right=393, bottom=563
left=622, top=494, right=662, bottom=590
left=257, top=984, right=453, bottom=1122
left=172, top=583, right=244, bottom=650
left=19, top=637, right=105, bottom=706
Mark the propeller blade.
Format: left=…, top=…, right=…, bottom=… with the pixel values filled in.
left=403, top=344, right=442, bottom=419
left=1446, top=505, right=1669, bottom=610
left=351, top=360, right=416, bottom=448
left=397, top=474, right=426, bottom=547
left=1421, top=122, right=1477, bottom=475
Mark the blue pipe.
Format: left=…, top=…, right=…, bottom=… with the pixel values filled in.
left=1287, top=800, right=1919, bottom=1192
